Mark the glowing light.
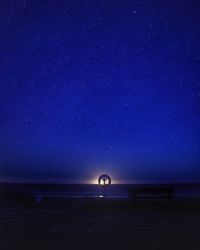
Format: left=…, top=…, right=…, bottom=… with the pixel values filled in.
left=98, top=174, right=111, bottom=186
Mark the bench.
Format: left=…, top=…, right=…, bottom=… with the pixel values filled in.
left=129, top=187, right=174, bottom=201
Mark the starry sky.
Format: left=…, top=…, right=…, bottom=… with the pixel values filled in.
left=0, top=0, right=200, bottom=183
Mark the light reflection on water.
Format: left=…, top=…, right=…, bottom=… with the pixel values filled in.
left=3, top=184, right=200, bottom=199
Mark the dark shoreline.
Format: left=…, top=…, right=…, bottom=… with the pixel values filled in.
left=1, top=183, right=200, bottom=250
left=1, top=194, right=200, bottom=250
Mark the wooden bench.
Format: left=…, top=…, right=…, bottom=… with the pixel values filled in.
left=129, top=187, right=174, bottom=201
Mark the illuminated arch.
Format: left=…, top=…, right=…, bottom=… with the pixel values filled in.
left=98, top=174, right=111, bottom=186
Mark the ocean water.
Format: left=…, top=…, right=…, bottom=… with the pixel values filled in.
left=2, top=183, right=200, bottom=199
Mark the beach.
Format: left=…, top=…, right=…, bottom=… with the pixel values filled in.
left=1, top=194, right=200, bottom=250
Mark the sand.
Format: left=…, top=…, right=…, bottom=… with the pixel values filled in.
left=0, top=197, right=200, bottom=250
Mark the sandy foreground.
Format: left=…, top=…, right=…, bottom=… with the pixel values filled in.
left=0, top=197, right=200, bottom=250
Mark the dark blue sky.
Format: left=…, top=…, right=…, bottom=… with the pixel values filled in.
left=0, top=0, right=200, bottom=183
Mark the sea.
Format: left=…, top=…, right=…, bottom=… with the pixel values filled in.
left=1, top=183, right=200, bottom=199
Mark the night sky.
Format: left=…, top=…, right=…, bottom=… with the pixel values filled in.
left=0, top=0, right=200, bottom=183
